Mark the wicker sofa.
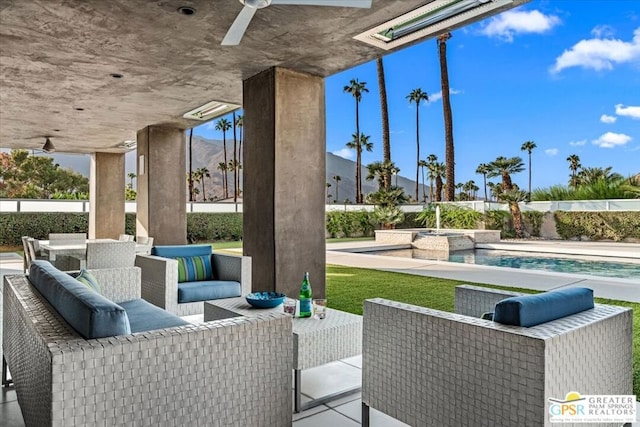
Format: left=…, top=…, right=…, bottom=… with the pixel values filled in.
left=135, top=244, right=251, bottom=316
left=361, top=285, right=633, bottom=427
left=3, top=261, right=292, bottom=427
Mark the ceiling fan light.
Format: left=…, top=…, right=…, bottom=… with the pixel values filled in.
left=241, top=0, right=272, bottom=9
left=42, top=137, right=55, bottom=153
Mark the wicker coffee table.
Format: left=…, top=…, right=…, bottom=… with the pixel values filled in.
left=204, top=297, right=362, bottom=412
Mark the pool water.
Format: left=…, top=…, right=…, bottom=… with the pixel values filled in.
left=369, top=248, right=640, bottom=280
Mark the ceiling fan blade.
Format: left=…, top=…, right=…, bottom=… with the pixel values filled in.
left=221, top=6, right=258, bottom=46
left=271, top=0, right=372, bottom=8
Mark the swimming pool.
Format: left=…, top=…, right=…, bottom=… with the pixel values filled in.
left=368, top=248, right=640, bottom=280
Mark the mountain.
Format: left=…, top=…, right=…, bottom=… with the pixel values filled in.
left=37, top=136, right=425, bottom=202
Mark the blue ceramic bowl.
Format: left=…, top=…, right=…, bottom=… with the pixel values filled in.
left=245, top=292, right=287, bottom=309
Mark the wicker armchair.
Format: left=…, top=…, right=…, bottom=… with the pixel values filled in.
left=135, top=250, right=251, bottom=316
left=361, top=286, right=633, bottom=427
left=3, top=268, right=292, bottom=427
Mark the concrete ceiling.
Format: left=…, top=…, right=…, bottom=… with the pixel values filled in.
left=0, top=0, right=523, bottom=154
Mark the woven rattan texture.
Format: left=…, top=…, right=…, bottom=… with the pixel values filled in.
left=69, top=241, right=136, bottom=270
left=454, top=285, right=524, bottom=317
left=362, top=296, right=632, bottom=427
left=4, top=273, right=292, bottom=427
left=135, top=253, right=251, bottom=316
left=204, top=297, right=362, bottom=370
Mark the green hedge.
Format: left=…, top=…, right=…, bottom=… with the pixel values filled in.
left=554, top=211, right=640, bottom=241
left=0, top=212, right=242, bottom=246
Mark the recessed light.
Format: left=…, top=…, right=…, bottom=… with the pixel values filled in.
left=110, top=73, right=123, bottom=79
left=74, top=107, right=84, bottom=111
left=53, top=129, right=61, bottom=132
left=177, top=6, right=196, bottom=15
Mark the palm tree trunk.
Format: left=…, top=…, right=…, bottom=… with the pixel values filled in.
left=232, top=112, right=238, bottom=202
left=188, top=129, right=194, bottom=202
left=421, top=165, right=426, bottom=202
left=377, top=56, right=391, bottom=190
left=415, top=105, right=420, bottom=202
left=528, top=152, right=532, bottom=201
left=439, top=33, right=455, bottom=202
left=355, top=101, right=361, bottom=203
left=509, top=202, right=524, bottom=237
left=435, top=177, right=442, bottom=202
left=483, top=173, right=487, bottom=202
left=222, top=133, right=228, bottom=199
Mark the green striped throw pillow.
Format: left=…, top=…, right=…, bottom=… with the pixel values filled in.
left=76, top=269, right=102, bottom=294
left=176, top=255, right=213, bottom=282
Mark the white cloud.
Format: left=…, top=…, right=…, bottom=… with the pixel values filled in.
left=591, top=25, right=615, bottom=38
left=569, top=140, right=587, bottom=147
left=332, top=148, right=354, bottom=160
left=480, top=10, right=561, bottom=42
left=600, top=114, right=617, bottom=124
left=615, top=104, right=640, bottom=119
left=544, top=148, right=559, bottom=156
left=428, top=88, right=462, bottom=103
left=592, top=132, right=632, bottom=148
left=551, top=27, right=640, bottom=73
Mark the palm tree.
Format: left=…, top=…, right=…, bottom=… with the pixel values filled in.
left=215, top=117, right=232, bottom=198
left=232, top=111, right=238, bottom=201
left=418, top=159, right=427, bottom=202
left=216, top=162, right=227, bottom=199
left=326, top=182, right=332, bottom=201
left=127, top=172, right=136, bottom=188
left=520, top=140, right=536, bottom=200
left=390, top=165, right=400, bottom=187
left=345, top=132, right=373, bottom=203
left=235, top=114, right=243, bottom=195
left=407, top=88, right=429, bottom=201
left=344, top=78, right=369, bottom=202
left=475, top=163, right=490, bottom=201
left=431, top=162, right=446, bottom=202
left=487, top=156, right=526, bottom=237
left=333, top=175, right=341, bottom=202
left=567, top=154, right=581, bottom=188
left=187, top=128, right=194, bottom=202
left=438, top=32, right=455, bottom=201
left=426, top=154, right=438, bottom=201
left=577, top=166, right=623, bottom=186
left=192, top=169, right=202, bottom=201
left=195, top=167, right=210, bottom=201
left=377, top=56, right=391, bottom=190
left=366, top=161, right=386, bottom=190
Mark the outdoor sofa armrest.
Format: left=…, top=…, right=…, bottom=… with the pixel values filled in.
left=212, top=252, right=252, bottom=295
left=135, top=254, right=178, bottom=312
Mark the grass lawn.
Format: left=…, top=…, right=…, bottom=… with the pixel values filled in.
left=326, top=264, right=640, bottom=397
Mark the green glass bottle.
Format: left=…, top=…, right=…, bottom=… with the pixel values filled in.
left=299, top=272, right=312, bottom=318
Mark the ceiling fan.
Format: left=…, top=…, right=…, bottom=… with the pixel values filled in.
left=221, top=0, right=373, bottom=46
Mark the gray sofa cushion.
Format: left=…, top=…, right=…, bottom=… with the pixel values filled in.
left=178, top=280, right=241, bottom=303
left=119, top=299, right=189, bottom=333
left=29, top=260, right=131, bottom=339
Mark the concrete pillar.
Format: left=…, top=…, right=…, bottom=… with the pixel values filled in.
left=136, top=126, right=186, bottom=245
left=243, top=67, right=326, bottom=298
left=89, top=152, right=125, bottom=239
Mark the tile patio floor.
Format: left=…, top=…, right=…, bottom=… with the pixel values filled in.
left=2, top=240, right=639, bottom=426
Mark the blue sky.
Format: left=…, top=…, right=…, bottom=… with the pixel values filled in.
left=197, top=0, right=640, bottom=191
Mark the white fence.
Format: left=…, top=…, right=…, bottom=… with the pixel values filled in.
left=0, top=199, right=638, bottom=213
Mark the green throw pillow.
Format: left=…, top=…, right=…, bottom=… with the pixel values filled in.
left=76, top=269, right=102, bottom=294
left=176, top=255, right=213, bottom=283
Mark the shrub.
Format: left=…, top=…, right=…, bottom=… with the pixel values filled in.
left=325, top=211, right=376, bottom=238
left=522, top=211, right=544, bottom=237
left=416, top=204, right=482, bottom=229
left=554, top=211, right=640, bottom=241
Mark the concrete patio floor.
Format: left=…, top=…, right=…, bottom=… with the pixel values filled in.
left=1, top=239, right=638, bottom=425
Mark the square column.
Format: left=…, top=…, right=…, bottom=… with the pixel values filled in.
left=136, top=126, right=186, bottom=245
left=243, top=67, right=326, bottom=298
left=89, top=152, right=125, bottom=239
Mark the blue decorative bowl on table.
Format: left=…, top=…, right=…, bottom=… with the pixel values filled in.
left=245, top=292, right=286, bottom=308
